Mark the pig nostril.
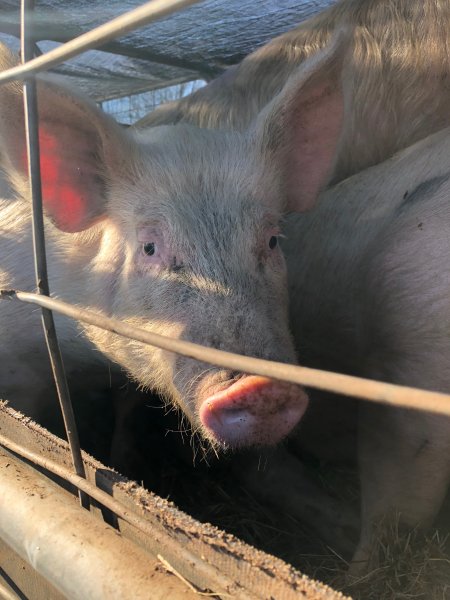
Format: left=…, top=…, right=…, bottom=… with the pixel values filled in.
left=212, top=370, right=244, bottom=385
left=229, top=371, right=243, bottom=381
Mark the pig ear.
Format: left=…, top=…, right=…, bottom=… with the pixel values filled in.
left=0, top=43, right=130, bottom=233
left=254, top=31, right=348, bottom=212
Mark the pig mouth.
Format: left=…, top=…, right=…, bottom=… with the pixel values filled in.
left=198, top=375, right=308, bottom=449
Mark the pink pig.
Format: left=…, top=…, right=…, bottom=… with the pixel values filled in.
left=0, top=40, right=341, bottom=448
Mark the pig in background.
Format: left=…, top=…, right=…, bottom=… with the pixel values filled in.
left=138, top=0, right=450, bottom=185
left=283, top=127, right=450, bottom=573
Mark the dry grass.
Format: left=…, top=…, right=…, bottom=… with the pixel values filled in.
left=342, top=520, right=450, bottom=600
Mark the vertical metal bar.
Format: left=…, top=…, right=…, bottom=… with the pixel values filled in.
left=20, top=0, right=88, bottom=509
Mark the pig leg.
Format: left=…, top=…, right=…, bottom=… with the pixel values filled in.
left=352, top=359, right=450, bottom=574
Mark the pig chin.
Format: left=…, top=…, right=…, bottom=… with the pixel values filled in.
left=197, top=374, right=309, bottom=449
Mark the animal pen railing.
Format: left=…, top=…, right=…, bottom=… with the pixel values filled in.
left=0, top=1, right=449, bottom=598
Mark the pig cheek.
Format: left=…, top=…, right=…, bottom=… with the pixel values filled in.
left=265, top=250, right=289, bottom=304
left=106, top=261, right=187, bottom=395
left=259, top=241, right=287, bottom=277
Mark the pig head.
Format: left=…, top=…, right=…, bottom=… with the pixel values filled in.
left=0, top=38, right=345, bottom=450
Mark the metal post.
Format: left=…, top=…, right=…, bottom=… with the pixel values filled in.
left=20, top=0, right=88, bottom=509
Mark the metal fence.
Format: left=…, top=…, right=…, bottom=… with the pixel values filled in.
left=100, top=80, right=205, bottom=124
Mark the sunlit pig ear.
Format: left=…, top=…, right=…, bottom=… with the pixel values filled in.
left=253, top=30, right=348, bottom=212
left=0, top=42, right=132, bottom=233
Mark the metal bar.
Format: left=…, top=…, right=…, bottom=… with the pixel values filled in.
left=97, top=76, right=199, bottom=104
left=0, top=0, right=203, bottom=86
left=0, top=20, right=219, bottom=79
left=0, top=577, right=22, bottom=600
left=3, top=289, right=450, bottom=418
left=0, top=432, right=157, bottom=544
left=20, top=0, right=88, bottom=509
left=0, top=439, right=239, bottom=598
left=0, top=448, right=199, bottom=600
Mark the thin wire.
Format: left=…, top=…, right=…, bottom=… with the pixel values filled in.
left=20, top=0, right=88, bottom=509
left=3, top=289, right=450, bottom=418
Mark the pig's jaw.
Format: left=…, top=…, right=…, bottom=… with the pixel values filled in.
left=197, top=375, right=308, bottom=449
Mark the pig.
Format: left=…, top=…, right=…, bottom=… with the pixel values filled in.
left=135, top=0, right=450, bottom=570
left=0, top=37, right=361, bottom=551
left=137, top=0, right=450, bottom=184
left=282, top=126, right=450, bottom=570
left=1, top=22, right=447, bottom=572
left=0, top=36, right=346, bottom=449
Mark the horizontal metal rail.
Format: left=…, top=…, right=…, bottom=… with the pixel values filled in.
left=0, top=18, right=219, bottom=80
left=2, top=289, right=450, bottom=418
left=0, top=446, right=209, bottom=600
left=0, top=434, right=242, bottom=597
left=0, top=432, right=176, bottom=554
left=0, top=0, right=203, bottom=85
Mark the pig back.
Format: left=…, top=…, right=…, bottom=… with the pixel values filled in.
left=136, top=0, right=450, bottom=184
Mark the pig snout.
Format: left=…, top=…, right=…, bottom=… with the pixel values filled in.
left=198, top=375, right=308, bottom=448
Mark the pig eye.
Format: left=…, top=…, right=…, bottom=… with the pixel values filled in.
left=137, top=227, right=167, bottom=271
left=143, top=242, right=155, bottom=256
left=269, top=236, right=278, bottom=249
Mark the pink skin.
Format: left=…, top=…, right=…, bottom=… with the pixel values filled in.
left=137, top=226, right=173, bottom=271
left=136, top=223, right=305, bottom=448
left=199, top=376, right=309, bottom=448
left=136, top=223, right=282, bottom=274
